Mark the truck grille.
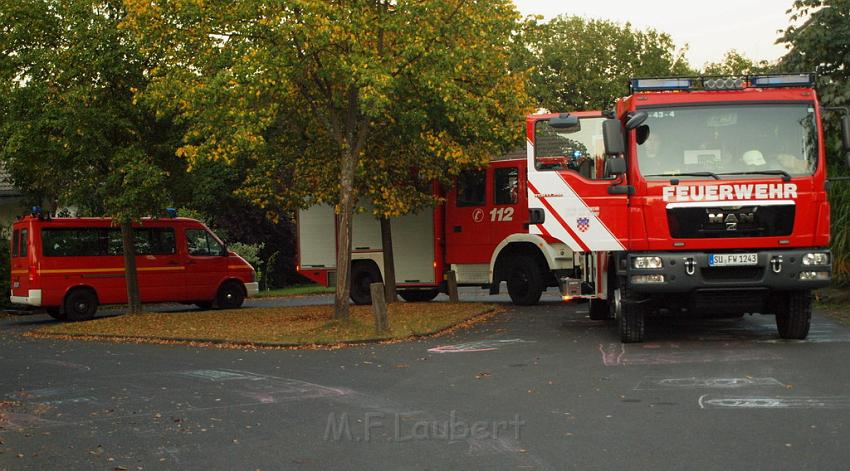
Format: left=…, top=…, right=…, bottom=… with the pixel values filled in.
left=667, top=204, right=794, bottom=239
left=700, top=267, right=763, bottom=282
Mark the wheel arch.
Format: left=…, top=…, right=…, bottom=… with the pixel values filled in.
left=219, top=277, right=248, bottom=297
left=489, top=234, right=572, bottom=286
left=62, top=284, right=99, bottom=305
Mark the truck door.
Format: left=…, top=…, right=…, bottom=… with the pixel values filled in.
left=489, top=162, right=527, bottom=247
left=445, top=169, right=490, bottom=265
left=527, top=114, right=630, bottom=254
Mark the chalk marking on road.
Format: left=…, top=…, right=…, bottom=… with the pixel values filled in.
left=428, top=338, right=534, bottom=353
left=599, top=343, right=781, bottom=366
left=177, top=369, right=267, bottom=382
left=699, top=396, right=850, bottom=410
left=636, top=377, right=784, bottom=390
left=37, top=359, right=91, bottom=371
left=599, top=343, right=626, bottom=366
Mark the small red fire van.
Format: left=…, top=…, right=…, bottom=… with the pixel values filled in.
left=9, top=212, right=258, bottom=321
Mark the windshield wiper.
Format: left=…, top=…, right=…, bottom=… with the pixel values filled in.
left=643, top=172, right=721, bottom=180
left=716, top=170, right=792, bottom=182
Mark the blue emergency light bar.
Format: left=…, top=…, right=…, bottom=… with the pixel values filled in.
left=630, top=73, right=816, bottom=93
left=630, top=78, right=692, bottom=92
left=750, top=73, right=815, bottom=88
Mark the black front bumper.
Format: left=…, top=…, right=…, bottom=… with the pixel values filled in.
left=624, top=249, right=831, bottom=294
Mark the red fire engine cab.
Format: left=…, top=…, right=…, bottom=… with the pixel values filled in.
left=298, top=73, right=850, bottom=343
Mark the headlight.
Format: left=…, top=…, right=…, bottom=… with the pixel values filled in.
left=802, top=253, right=829, bottom=266
left=631, top=274, right=665, bottom=284
left=632, top=256, right=663, bottom=269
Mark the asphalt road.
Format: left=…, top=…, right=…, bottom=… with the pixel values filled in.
left=2, top=289, right=850, bottom=470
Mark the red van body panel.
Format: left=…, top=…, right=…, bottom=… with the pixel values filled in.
left=9, top=216, right=258, bottom=310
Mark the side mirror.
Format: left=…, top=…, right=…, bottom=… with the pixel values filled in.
left=625, top=111, right=648, bottom=130
left=842, top=113, right=850, bottom=168
left=548, top=114, right=581, bottom=132
left=606, top=158, right=627, bottom=176
left=603, top=119, right=625, bottom=155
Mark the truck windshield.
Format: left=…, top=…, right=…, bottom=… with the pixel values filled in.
left=637, top=104, right=818, bottom=179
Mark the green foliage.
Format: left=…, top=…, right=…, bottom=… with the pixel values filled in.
left=780, top=0, right=850, bottom=282
left=0, top=0, right=180, bottom=221
left=523, top=15, right=693, bottom=111
left=702, top=50, right=775, bottom=75
left=228, top=241, right=264, bottom=274
left=124, top=0, right=534, bottom=218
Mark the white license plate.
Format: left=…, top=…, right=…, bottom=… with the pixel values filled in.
left=708, top=253, right=758, bottom=267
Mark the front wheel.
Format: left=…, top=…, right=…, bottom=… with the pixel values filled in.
left=776, top=290, right=811, bottom=340
left=64, top=289, right=98, bottom=322
left=506, top=256, right=544, bottom=306
left=613, top=285, right=645, bottom=343
left=215, top=281, right=246, bottom=310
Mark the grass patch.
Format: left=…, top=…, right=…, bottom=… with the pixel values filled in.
left=27, top=303, right=499, bottom=348
left=815, top=288, right=850, bottom=325
left=253, top=284, right=335, bottom=298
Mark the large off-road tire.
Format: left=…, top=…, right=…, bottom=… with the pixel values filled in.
left=399, top=289, right=439, bottom=303
left=613, top=283, right=645, bottom=343
left=215, top=281, right=246, bottom=310
left=589, top=299, right=610, bottom=321
left=350, top=263, right=381, bottom=305
left=64, top=289, right=98, bottom=322
left=775, top=290, right=811, bottom=340
left=46, top=307, right=67, bottom=321
left=506, top=256, right=544, bottom=306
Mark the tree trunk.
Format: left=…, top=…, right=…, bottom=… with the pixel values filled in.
left=380, top=217, right=396, bottom=303
left=333, top=147, right=357, bottom=319
left=120, top=221, right=142, bottom=314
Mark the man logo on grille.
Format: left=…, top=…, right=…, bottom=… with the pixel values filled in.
left=576, top=217, right=590, bottom=232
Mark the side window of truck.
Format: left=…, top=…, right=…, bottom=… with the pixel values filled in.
left=534, top=117, right=605, bottom=179
left=186, top=229, right=223, bottom=257
left=494, top=167, right=519, bottom=205
left=12, top=230, right=19, bottom=258
left=456, top=169, right=486, bottom=207
left=20, top=229, right=27, bottom=257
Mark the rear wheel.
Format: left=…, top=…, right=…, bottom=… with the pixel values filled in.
left=506, top=256, right=544, bottom=306
left=215, top=281, right=245, bottom=310
left=350, top=263, right=381, bottom=305
left=589, top=299, right=610, bottom=320
left=399, top=289, right=439, bottom=303
left=46, top=307, right=67, bottom=321
left=64, top=289, right=98, bottom=322
left=776, top=290, right=811, bottom=340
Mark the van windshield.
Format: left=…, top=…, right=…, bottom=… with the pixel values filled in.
left=637, top=104, right=818, bottom=179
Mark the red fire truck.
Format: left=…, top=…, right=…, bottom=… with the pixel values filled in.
left=9, top=212, right=259, bottom=321
left=298, top=73, right=850, bottom=343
